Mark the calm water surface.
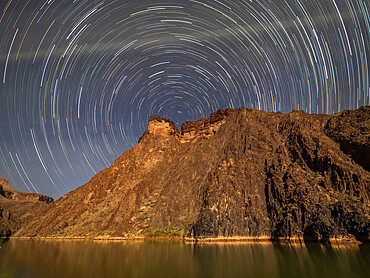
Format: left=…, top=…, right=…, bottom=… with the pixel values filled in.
left=0, top=239, right=369, bottom=278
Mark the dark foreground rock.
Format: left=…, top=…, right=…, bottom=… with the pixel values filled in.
left=0, top=178, right=53, bottom=237
left=16, top=107, right=370, bottom=242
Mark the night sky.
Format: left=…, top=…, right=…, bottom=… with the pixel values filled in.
left=0, top=0, right=369, bottom=199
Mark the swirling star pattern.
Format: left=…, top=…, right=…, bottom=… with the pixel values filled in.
left=0, top=0, right=369, bottom=198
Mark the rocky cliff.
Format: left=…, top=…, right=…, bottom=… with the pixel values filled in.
left=0, top=178, right=53, bottom=237
left=16, top=107, right=370, bottom=242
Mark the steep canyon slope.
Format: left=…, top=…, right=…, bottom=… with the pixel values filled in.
left=16, top=107, right=370, bottom=242
left=0, top=178, right=53, bottom=237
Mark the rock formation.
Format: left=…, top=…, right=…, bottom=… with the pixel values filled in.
left=16, top=107, right=370, bottom=242
left=0, top=178, right=53, bottom=237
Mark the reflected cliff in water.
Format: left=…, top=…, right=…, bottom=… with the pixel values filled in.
left=0, top=240, right=369, bottom=278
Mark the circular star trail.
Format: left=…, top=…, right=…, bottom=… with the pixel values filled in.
left=0, top=0, right=369, bottom=198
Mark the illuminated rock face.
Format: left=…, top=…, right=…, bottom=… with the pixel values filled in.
left=180, top=109, right=236, bottom=142
left=0, top=179, right=53, bottom=237
left=143, top=115, right=180, bottom=139
left=140, top=108, right=237, bottom=143
left=0, top=178, right=10, bottom=190
left=17, top=106, right=370, bottom=242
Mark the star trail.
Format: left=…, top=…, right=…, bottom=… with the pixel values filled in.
left=0, top=0, right=369, bottom=198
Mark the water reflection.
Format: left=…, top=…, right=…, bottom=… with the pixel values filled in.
left=0, top=239, right=369, bottom=278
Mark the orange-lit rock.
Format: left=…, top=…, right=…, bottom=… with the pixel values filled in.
left=16, top=107, right=370, bottom=242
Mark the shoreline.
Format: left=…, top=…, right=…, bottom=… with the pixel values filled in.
left=5, top=235, right=362, bottom=244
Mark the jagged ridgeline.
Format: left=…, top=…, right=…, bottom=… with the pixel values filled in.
left=16, top=106, right=370, bottom=242
left=0, top=178, right=53, bottom=237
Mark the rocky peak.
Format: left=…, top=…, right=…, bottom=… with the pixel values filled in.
left=139, top=108, right=239, bottom=144
left=147, top=115, right=180, bottom=137
left=0, top=177, right=11, bottom=190
left=0, top=178, right=12, bottom=198
left=139, top=115, right=180, bottom=143
left=180, top=108, right=238, bottom=142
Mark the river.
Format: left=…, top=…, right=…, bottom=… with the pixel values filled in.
left=0, top=239, right=369, bottom=277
